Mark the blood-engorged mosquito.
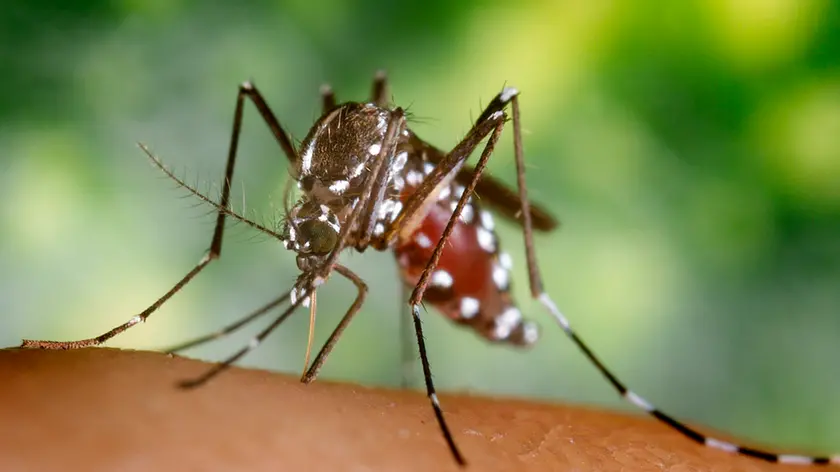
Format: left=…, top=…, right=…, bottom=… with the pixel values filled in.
left=21, top=71, right=839, bottom=467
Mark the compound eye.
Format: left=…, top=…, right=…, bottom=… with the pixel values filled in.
left=299, top=220, right=338, bottom=254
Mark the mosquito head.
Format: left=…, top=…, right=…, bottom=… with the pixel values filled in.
left=282, top=199, right=341, bottom=271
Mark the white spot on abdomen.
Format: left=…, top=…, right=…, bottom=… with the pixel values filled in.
left=437, top=186, right=451, bottom=202
left=498, top=252, right=513, bottom=270
left=493, top=307, right=521, bottom=339
left=492, top=264, right=509, bottom=290
left=459, top=297, right=480, bottom=319
left=522, top=322, right=539, bottom=344
left=430, top=270, right=453, bottom=289
left=452, top=185, right=465, bottom=200
left=458, top=204, right=474, bottom=224
left=476, top=227, right=496, bottom=253
left=415, top=232, right=433, bottom=248
left=480, top=210, right=495, bottom=230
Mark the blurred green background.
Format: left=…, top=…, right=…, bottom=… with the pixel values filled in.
left=2, top=0, right=839, bottom=457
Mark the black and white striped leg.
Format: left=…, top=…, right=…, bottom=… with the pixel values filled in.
left=400, top=110, right=510, bottom=467
left=536, top=294, right=839, bottom=465
left=502, top=85, right=840, bottom=467
left=409, top=303, right=466, bottom=466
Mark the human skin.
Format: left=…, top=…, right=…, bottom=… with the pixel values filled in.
left=0, top=348, right=809, bottom=471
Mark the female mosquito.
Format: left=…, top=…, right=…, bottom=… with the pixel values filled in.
left=22, top=71, right=838, bottom=467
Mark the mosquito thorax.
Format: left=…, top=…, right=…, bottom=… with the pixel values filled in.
left=282, top=102, right=397, bottom=269
left=295, top=102, right=397, bottom=207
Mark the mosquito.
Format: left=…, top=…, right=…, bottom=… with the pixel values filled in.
left=21, top=71, right=838, bottom=467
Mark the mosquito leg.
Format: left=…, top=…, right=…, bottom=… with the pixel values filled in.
left=494, top=89, right=834, bottom=465
left=411, top=91, right=559, bottom=232
left=395, top=114, right=509, bottom=468
left=378, top=108, right=505, bottom=248
left=454, top=168, right=559, bottom=232
left=21, top=81, right=298, bottom=350
left=370, top=70, right=388, bottom=107
left=411, top=138, right=559, bottom=232
left=320, top=83, right=337, bottom=113
left=505, top=91, right=544, bottom=298
left=355, top=110, right=406, bottom=247
left=406, top=118, right=505, bottom=306
left=179, top=284, right=309, bottom=389
left=301, top=264, right=367, bottom=384
left=409, top=303, right=466, bottom=466
left=361, top=89, right=518, bottom=465
left=236, top=81, right=299, bottom=164
left=161, top=293, right=290, bottom=354
left=399, top=282, right=416, bottom=389
left=19, top=255, right=211, bottom=349
left=351, top=105, right=509, bottom=466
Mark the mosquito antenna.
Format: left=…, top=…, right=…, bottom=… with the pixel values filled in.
left=139, top=143, right=287, bottom=242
